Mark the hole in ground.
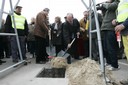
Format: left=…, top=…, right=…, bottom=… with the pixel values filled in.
left=36, top=68, right=66, bottom=78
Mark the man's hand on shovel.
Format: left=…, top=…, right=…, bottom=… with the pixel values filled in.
left=67, top=43, right=71, bottom=49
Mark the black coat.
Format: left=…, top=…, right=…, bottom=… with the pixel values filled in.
left=50, top=23, right=62, bottom=45
left=63, top=18, right=80, bottom=46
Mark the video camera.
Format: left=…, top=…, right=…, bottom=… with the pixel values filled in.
left=96, top=3, right=106, bottom=10
left=96, top=0, right=112, bottom=10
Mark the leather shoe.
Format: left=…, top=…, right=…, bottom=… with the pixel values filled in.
left=12, top=60, right=18, bottom=63
left=36, top=61, right=46, bottom=64
left=0, top=60, right=6, bottom=63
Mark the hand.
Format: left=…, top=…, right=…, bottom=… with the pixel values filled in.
left=77, top=32, right=80, bottom=38
left=48, top=29, right=51, bottom=33
left=67, top=43, right=71, bottom=49
left=112, top=19, right=117, bottom=26
left=57, top=34, right=59, bottom=37
left=80, top=27, right=85, bottom=32
left=115, top=24, right=125, bottom=33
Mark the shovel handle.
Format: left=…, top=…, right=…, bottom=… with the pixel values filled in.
left=70, top=38, right=75, bottom=46
left=62, top=38, right=76, bottom=57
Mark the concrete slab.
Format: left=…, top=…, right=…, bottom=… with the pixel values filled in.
left=0, top=58, right=68, bottom=85
left=23, top=78, right=68, bottom=85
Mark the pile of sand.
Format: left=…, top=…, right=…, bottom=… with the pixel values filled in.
left=65, top=58, right=121, bottom=85
left=50, top=57, right=121, bottom=85
left=50, top=57, right=68, bottom=68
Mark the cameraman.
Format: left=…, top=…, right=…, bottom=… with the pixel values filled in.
left=100, top=0, right=120, bottom=71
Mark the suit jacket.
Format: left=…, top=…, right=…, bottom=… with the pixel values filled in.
left=63, top=18, right=80, bottom=45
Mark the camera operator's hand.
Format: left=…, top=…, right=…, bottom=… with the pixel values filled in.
left=67, top=43, right=71, bottom=49
left=112, top=19, right=117, bottom=26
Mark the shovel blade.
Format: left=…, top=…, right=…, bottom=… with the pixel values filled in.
left=57, top=50, right=70, bottom=58
left=46, top=46, right=56, bottom=56
left=63, top=53, right=70, bottom=58
left=57, top=50, right=65, bottom=57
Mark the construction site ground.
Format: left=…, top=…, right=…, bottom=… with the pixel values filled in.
left=0, top=53, right=128, bottom=85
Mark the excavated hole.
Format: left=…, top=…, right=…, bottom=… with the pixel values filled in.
left=36, top=68, right=66, bottom=78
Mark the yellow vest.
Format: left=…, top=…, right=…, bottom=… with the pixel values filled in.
left=11, top=13, right=25, bottom=30
left=117, top=0, right=128, bottom=22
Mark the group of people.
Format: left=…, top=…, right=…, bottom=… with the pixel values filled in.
left=0, top=6, right=83, bottom=65
left=34, top=9, right=82, bottom=64
left=0, top=0, right=128, bottom=84
left=0, top=0, right=128, bottom=72
left=96, top=0, right=128, bottom=71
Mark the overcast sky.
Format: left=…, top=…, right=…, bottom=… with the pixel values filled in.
left=0, top=0, right=106, bottom=23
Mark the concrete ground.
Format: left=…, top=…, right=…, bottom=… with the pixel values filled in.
left=112, top=59, right=128, bottom=81
left=0, top=58, right=68, bottom=85
left=0, top=54, right=128, bottom=85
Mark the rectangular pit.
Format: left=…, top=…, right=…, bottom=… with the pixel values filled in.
left=36, top=68, right=66, bottom=78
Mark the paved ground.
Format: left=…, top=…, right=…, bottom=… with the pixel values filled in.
left=112, top=59, right=128, bottom=81
left=0, top=54, right=128, bottom=85
left=0, top=57, right=69, bottom=85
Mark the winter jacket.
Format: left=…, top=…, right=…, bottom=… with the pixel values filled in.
left=63, top=18, right=80, bottom=45
left=34, top=12, right=49, bottom=38
left=101, top=1, right=119, bottom=31
left=4, top=12, right=28, bottom=36
left=50, top=23, right=62, bottom=45
left=79, top=18, right=89, bottom=40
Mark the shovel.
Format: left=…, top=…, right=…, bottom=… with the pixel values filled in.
left=46, top=45, right=56, bottom=57
left=57, top=38, right=76, bottom=58
left=47, top=29, right=56, bottom=58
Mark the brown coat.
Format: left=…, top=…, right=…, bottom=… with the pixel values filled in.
left=34, top=11, right=49, bottom=38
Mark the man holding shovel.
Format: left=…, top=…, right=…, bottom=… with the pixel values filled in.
left=62, top=13, right=80, bottom=64
left=34, top=8, right=49, bottom=64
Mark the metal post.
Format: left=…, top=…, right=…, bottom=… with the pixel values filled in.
left=92, top=0, right=108, bottom=84
left=0, top=60, right=25, bottom=73
left=0, top=0, right=5, bottom=29
left=81, top=0, right=108, bottom=85
left=89, top=0, right=92, bottom=59
left=0, top=0, right=26, bottom=73
left=9, top=0, right=23, bottom=61
left=91, top=0, right=104, bottom=73
left=81, top=0, right=89, bottom=10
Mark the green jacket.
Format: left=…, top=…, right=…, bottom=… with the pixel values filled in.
left=101, top=1, right=119, bottom=31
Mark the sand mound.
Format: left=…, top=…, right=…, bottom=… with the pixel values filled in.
left=50, top=57, right=68, bottom=68
left=50, top=57, right=121, bottom=85
left=65, top=58, right=121, bottom=85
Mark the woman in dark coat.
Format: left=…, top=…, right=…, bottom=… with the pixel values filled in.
left=50, top=16, right=63, bottom=55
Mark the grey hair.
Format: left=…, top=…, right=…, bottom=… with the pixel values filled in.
left=67, top=13, right=74, bottom=18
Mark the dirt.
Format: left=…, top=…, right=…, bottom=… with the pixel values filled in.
left=50, top=57, right=68, bottom=68
left=65, top=58, right=121, bottom=85
left=50, top=57, right=121, bottom=85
